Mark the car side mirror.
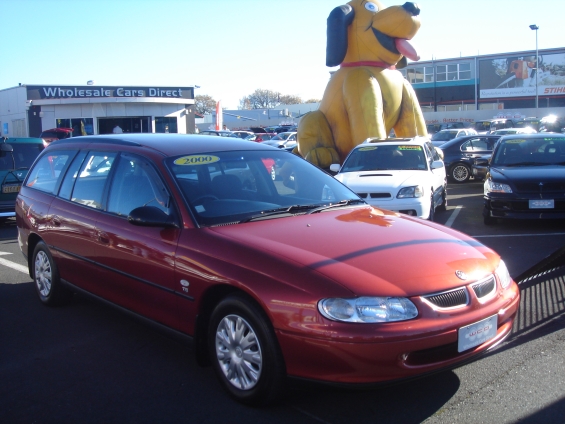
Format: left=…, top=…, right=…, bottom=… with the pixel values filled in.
left=329, top=164, right=341, bottom=173
left=128, top=206, right=178, bottom=228
left=1, top=143, right=14, bottom=153
left=431, top=160, right=444, bottom=169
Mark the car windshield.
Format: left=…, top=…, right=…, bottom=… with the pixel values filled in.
left=431, top=131, right=457, bottom=141
left=0, top=143, right=44, bottom=171
left=340, top=144, right=428, bottom=172
left=491, top=137, right=565, bottom=166
left=166, top=150, right=360, bottom=226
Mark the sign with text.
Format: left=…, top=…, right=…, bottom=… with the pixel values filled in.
left=26, top=85, right=194, bottom=101
left=479, top=52, right=565, bottom=99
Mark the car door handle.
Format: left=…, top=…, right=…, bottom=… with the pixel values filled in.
left=97, top=231, right=110, bottom=244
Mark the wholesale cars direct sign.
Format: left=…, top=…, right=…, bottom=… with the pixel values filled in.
left=26, top=85, right=194, bottom=100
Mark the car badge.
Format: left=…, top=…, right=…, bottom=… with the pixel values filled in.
left=455, top=270, right=467, bottom=280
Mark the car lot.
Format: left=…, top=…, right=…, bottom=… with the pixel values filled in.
left=0, top=179, right=564, bottom=423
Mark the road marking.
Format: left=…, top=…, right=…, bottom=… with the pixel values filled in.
left=444, top=205, right=462, bottom=227
left=0, top=251, right=28, bottom=274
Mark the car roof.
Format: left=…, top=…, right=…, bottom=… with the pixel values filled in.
left=48, top=134, right=279, bottom=156
left=1, top=137, right=45, bottom=144
left=439, top=134, right=500, bottom=149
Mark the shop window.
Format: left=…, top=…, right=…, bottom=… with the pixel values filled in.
left=437, top=63, right=471, bottom=82
left=155, top=117, right=177, bottom=133
left=57, top=118, right=94, bottom=136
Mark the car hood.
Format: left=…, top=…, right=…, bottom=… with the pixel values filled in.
left=335, top=171, right=428, bottom=192
left=490, top=165, right=565, bottom=183
left=208, top=206, right=499, bottom=297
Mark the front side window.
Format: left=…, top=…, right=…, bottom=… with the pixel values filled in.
left=107, top=153, right=172, bottom=217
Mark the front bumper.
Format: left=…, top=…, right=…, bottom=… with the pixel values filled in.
left=278, top=283, right=520, bottom=384
left=483, top=195, right=565, bottom=220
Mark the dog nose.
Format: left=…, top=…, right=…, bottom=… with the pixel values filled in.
left=402, top=2, right=420, bottom=16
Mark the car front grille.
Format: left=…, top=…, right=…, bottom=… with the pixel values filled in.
left=357, top=192, right=392, bottom=199
left=471, top=275, right=496, bottom=299
left=423, top=288, right=468, bottom=309
left=516, top=182, right=565, bottom=192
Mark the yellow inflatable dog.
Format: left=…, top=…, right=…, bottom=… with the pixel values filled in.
left=297, top=0, right=427, bottom=168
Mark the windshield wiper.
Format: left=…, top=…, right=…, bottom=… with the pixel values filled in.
left=307, top=199, right=366, bottom=214
left=242, top=204, right=324, bottom=222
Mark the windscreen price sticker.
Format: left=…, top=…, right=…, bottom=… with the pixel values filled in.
left=458, top=315, right=497, bottom=352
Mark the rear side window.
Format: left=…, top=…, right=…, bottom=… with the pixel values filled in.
left=25, top=151, right=74, bottom=194
left=70, top=152, right=117, bottom=209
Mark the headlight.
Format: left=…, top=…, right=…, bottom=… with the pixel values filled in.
left=496, top=260, right=513, bottom=289
left=397, top=186, right=424, bottom=198
left=318, top=297, right=418, bottom=323
left=484, top=179, right=512, bottom=194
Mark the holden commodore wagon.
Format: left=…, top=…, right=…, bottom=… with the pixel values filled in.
left=16, top=134, right=520, bottom=405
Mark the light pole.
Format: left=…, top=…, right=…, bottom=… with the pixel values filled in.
left=529, top=24, right=539, bottom=114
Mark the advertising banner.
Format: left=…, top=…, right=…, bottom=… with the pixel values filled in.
left=479, top=52, right=565, bottom=99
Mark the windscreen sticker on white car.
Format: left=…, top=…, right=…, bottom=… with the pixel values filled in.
left=174, top=155, right=220, bottom=165
left=359, top=146, right=378, bottom=151
left=398, top=145, right=422, bottom=150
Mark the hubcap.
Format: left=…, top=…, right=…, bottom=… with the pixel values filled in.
left=453, top=165, right=469, bottom=182
left=215, top=314, right=262, bottom=390
left=34, top=251, right=52, bottom=297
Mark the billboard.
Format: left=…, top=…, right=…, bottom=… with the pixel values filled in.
left=479, top=52, right=565, bottom=99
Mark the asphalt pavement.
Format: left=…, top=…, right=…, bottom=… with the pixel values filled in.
left=1, top=180, right=564, bottom=423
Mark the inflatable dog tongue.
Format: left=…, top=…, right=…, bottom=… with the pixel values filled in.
left=296, top=0, right=428, bottom=169
left=395, top=38, right=419, bottom=61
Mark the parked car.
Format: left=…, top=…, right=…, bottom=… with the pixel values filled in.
left=16, top=134, right=520, bottom=406
left=0, top=137, right=45, bottom=221
left=491, top=127, right=537, bottom=136
left=538, top=114, right=565, bottom=133
left=231, top=130, right=254, bottom=139
left=261, top=132, right=297, bottom=148
left=39, top=127, right=74, bottom=144
left=245, top=133, right=275, bottom=142
left=431, top=128, right=477, bottom=146
left=471, top=154, right=491, bottom=181
left=330, top=137, right=447, bottom=220
left=482, top=133, right=565, bottom=225
left=473, top=119, right=514, bottom=134
left=438, top=135, right=501, bottom=183
left=426, top=122, right=468, bottom=136
left=513, top=117, right=542, bottom=132
left=198, top=130, right=240, bottom=138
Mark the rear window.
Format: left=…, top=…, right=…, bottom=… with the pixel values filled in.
left=0, top=143, right=44, bottom=171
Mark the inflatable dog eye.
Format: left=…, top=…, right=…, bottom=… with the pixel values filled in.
left=297, top=0, right=428, bottom=169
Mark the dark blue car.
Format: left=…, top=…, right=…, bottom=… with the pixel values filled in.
left=438, top=135, right=501, bottom=183
left=483, top=134, right=565, bottom=225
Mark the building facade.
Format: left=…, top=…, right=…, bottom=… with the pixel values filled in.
left=400, top=47, right=565, bottom=124
left=0, top=84, right=196, bottom=138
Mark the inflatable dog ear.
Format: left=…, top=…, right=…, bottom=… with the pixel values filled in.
left=326, top=5, right=355, bottom=67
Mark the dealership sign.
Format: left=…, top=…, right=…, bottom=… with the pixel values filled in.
left=26, top=85, right=194, bottom=100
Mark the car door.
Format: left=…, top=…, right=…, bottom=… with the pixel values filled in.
left=94, top=152, right=181, bottom=329
left=46, top=150, right=114, bottom=292
left=460, top=137, right=498, bottom=163
left=424, top=142, right=446, bottom=202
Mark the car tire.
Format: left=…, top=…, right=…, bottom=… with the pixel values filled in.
left=208, top=293, right=286, bottom=406
left=450, top=163, right=471, bottom=183
left=32, top=241, right=73, bottom=306
left=428, top=193, right=435, bottom=221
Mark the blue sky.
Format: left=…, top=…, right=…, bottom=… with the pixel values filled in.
left=2, top=0, right=561, bottom=109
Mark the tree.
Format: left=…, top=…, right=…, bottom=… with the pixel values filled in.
left=279, top=95, right=303, bottom=105
left=239, top=89, right=281, bottom=110
left=304, top=98, right=322, bottom=104
left=194, top=94, right=217, bottom=115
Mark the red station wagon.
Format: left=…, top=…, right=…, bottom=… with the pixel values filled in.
left=16, top=134, right=520, bottom=405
